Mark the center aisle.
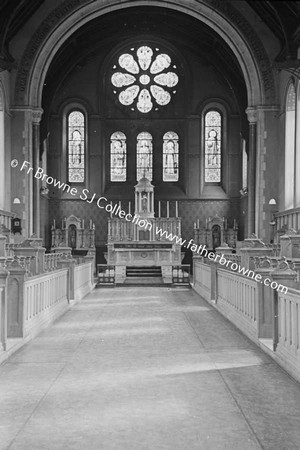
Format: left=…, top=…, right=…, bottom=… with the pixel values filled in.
left=1, top=287, right=300, bottom=449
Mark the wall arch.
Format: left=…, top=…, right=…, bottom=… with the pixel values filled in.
left=14, top=0, right=274, bottom=109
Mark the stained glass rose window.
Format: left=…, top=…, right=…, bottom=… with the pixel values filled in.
left=111, top=45, right=178, bottom=113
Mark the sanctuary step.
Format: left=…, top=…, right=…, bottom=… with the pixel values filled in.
left=124, top=266, right=167, bottom=286
left=126, top=266, right=162, bottom=277
left=123, top=276, right=166, bottom=286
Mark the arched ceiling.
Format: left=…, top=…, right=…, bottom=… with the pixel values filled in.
left=41, top=6, right=247, bottom=115
left=1, top=0, right=299, bottom=71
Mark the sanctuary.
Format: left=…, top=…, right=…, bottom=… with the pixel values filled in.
left=105, top=177, right=182, bottom=284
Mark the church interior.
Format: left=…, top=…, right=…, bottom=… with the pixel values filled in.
left=1, top=0, right=300, bottom=448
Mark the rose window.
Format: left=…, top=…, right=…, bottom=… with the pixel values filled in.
left=111, top=45, right=178, bottom=113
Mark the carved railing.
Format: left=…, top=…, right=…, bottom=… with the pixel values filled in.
left=275, top=207, right=300, bottom=237
left=43, top=252, right=64, bottom=272
left=0, top=209, right=15, bottom=230
left=221, top=253, right=241, bottom=269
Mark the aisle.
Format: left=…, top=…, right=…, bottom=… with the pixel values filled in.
left=1, top=286, right=300, bottom=450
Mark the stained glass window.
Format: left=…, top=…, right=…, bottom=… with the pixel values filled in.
left=163, top=132, right=179, bottom=181
left=137, top=132, right=153, bottom=181
left=67, top=111, right=85, bottom=183
left=111, top=45, right=178, bottom=113
left=205, top=111, right=222, bottom=183
left=110, top=132, right=127, bottom=181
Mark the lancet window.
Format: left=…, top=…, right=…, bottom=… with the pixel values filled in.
left=110, top=131, right=127, bottom=181
left=163, top=131, right=179, bottom=181
left=204, top=110, right=222, bottom=183
left=137, top=132, right=153, bottom=181
left=67, top=110, right=85, bottom=183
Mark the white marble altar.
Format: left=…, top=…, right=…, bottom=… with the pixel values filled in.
left=105, top=177, right=183, bottom=284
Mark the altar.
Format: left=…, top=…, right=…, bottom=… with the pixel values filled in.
left=105, top=177, right=183, bottom=284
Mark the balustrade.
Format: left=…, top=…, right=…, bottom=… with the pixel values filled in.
left=275, top=207, right=300, bottom=237
left=0, top=209, right=15, bottom=230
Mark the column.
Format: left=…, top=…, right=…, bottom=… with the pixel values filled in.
left=147, top=192, right=150, bottom=213
left=246, top=108, right=257, bottom=236
left=32, top=109, right=43, bottom=237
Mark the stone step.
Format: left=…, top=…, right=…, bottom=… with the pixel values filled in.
left=126, top=266, right=162, bottom=277
left=123, top=276, right=166, bottom=286
left=126, top=272, right=162, bottom=277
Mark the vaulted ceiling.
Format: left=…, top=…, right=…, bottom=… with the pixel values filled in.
left=0, top=0, right=299, bottom=71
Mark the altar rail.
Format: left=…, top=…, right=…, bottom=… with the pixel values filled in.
left=276, top=288, right=300, bottom=380
left=217, top=269, right=258, bottom=340
left=74, top=262, right=93, bottom=299
left=193, top=257, right=300, bottom=383
left=193, top=258, right=211, bottom=301
left=0, top=259, right=94, bottom=364
left=23, top=269, right=69, bottom=338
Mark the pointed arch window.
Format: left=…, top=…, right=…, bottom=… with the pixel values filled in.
left=285, top=82, right=296, bottom=209
left=204, top=110, right=222, bottom=183
left=67, top=110, right=85, bottom=183
left=163, top=131, right=179, bottom=181
left=137, top=132, right=153, bottom=181
left=110, top=131, right=127, bottom=181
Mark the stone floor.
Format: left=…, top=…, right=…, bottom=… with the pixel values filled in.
left=1, top=286, right=300, bottom=450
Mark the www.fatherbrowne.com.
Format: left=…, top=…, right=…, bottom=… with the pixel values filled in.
left=13, top=159, right=288, bottom=294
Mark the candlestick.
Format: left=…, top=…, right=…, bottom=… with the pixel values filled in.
left=90, top=219, right=92, bottom=229
left=158, top=201, right=161, bottom=218
left=205, top=218, right=208, bottom=229
left=167, top=201, right=169, bottom=218
left=194, top=222, right=196, bottom=229
left=82, top=219, right=84, bottom=229
left=175, top=201, right=178, bottom=218
left=197, top=219, right=200, bottom=228
left=53, top=219, right=56, bottom=229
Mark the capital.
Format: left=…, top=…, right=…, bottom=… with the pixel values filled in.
left=31, top=108, right=44, bottom=124
left=245, top=107, right=257, bottom=124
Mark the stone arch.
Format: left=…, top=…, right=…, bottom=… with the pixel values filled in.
left=14, top=0, right=275, bottom=109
